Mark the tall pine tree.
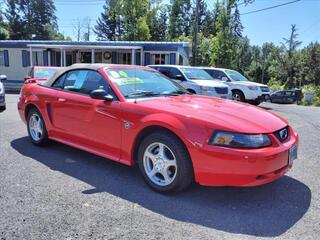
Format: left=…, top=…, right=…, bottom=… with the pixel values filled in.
left=94, top=0, right=122, bottom=41
left=5, top=0, right=25, bottom=39
left=168, top=0, right=191, bottom=40
left=122, top=0, right=151, bottom=41
left=5, top=0, right=57, bottom=40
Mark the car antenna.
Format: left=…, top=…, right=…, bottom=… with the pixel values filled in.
left=134, top=65, right=137, bottom=104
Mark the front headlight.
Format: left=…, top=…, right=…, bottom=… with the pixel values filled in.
left=248, top=86, right=259, bottom=91
left=210, top=131, right=272, bottom=148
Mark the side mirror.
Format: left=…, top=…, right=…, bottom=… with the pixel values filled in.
left=221, top=77, right=229, bottom=82
left=90, top=89, right=114, bottom=102
left=0, top=75, right=7, bottom=82
left=174, top=74, right=185, bottom=81
left=24, top=76, right=31, bottom=82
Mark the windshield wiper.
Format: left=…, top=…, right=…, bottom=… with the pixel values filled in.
left=162, top=90, right=187, bottom=96
left=125, top=91, right=162, bottom=98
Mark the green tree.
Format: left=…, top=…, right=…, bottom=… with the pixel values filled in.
left=5, top=0, right=57, bottom=40
left=168, top=0, right=191, bottom=39
left=0, top=3, right=9, bottom=39
left=281, top=24, right=302, bottom=88
left=149, top=8, right=168, bottom=41
left=122, top=0, right=151, bottom=41
left=210, top=0, right=237, bottom=68
left=5, top=0, right=25, bottom=39
left=94, top=0, right=123, bottom=40
left=30, top=0, right=57, bottom=40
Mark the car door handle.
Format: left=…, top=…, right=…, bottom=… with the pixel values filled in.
left=58, top=98, right=67, bottom=102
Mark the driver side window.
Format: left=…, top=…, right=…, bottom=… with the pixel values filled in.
left=52, top=70, right=111, bottom=95
left=168, top=68, right=185, bottom=80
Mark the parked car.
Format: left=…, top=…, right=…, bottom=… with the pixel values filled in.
left=18, top=64, right=298, bottom=193
left=200, top=67, right=270, bottom=105
left=24, top=66, right=61, bottom=82
left=148, top=65, right=232, bottom=99
left=0, top=75, right=6, bottom=112
left=270, top=90, right=298, bottom=104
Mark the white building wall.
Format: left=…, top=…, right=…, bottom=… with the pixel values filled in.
left=0, top=48, right=30, bottom=81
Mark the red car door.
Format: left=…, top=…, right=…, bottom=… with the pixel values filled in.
left=51, top=69, right=122, bottom=161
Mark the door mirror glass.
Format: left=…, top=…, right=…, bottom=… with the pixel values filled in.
left=24, top=76, right=31, bottom=82
left=0, top=75, right=7, bottom=82
left=90, top=89, right=113, bottom=102
left=175, top=74, right=184, bottom=81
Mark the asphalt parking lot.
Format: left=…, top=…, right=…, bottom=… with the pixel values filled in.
left=0, top=94, right=319, bottom=240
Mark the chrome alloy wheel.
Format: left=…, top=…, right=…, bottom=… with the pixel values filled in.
left=28, top=113, right=43, bottom=141
left=233, top=93, right=241, bottom=101
left=143, top=142, right=178, bottom=186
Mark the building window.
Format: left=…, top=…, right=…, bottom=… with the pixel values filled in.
left=151, top=53, right=169, bottom=65
left=25, top=51, right=44, bottom=66
left=117, top=52, right=131, bottom=64
left=0, top=51, right=5, bottom=66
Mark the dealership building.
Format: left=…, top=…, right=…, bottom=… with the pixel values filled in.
left=0, top=40, right=191, bottom=82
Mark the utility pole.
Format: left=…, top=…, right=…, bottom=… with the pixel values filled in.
left=193, top=0, right=200, bottom=66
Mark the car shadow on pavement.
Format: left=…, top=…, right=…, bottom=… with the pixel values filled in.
left=11, top=137, right=311, bottom=237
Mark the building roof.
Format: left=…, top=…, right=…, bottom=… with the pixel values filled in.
left=0, top=40, right=190, bottom=48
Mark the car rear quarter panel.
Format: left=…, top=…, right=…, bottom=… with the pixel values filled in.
left=18, top=84, right=57, bottom=132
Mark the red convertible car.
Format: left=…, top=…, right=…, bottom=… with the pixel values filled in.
left=18, top=64, right=298, bottom=192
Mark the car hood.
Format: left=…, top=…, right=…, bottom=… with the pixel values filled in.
left=190, top=80, right=229, bottom=88
left=137, top=95, right=287, bottom=133
left=233, top=81, right=268, bottom=87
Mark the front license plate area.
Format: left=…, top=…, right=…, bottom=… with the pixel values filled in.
left=288, top=145, right=298, bottom=164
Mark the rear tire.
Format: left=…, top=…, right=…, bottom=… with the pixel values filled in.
left=187, top=89, right=196, bottom=94
left=251, top=100, right=261, bottom=106
left=232, top=90, right=245, bottom=102
left=138, top=131, right=194, bottom=193
left=27, top=108, right=49, bottom=146
left=0, top=105, right=5, bottom=112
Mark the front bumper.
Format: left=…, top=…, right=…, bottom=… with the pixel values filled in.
left=0, top=94, right=5, bottom=106
left=201, top=91, right=233, bottom=99
left=190, top=127, right=298, bottom=187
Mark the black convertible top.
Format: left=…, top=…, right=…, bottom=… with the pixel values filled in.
left=41, top=63, right=114, bottom=87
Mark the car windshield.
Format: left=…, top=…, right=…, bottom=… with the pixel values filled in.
left=180, top=67, right=214, bottom=80
left=225, top=70, right=249, bottom=81
left=34, top=68, right=58, bottom=79
left=105, top=68, right=187, bottom=99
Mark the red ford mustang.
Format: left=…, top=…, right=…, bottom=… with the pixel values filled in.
left=18, top=64, right=298, bottom=192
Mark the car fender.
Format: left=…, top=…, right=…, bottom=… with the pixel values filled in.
left=182, top=81, right=200, bottom=93
left=121, top=112, right=209, bottom=166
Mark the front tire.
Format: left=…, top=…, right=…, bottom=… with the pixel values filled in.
left=138, top=131, right=194, bottom=193
left=27, top=108, right=49, bottom=146
left=0, top=105, right=5, bottom=112
left=232, top=90, right=245, bottom=102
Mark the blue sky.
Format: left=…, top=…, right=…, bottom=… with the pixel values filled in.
left=56, top=0, right=320, bottom=47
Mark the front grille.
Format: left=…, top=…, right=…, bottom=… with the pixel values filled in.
left=274, top=126, right=290, bottom=143
left=215, top=87, right=228, bottom=94
left=260, top=86, right=270, bottom=92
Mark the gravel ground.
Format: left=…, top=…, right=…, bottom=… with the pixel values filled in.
left=0, top=94, right=319, bottom=240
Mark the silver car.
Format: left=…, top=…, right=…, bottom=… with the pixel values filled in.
left=0, top=75, right=6, bottom=112
left=148, top=65, right=232, bottom=99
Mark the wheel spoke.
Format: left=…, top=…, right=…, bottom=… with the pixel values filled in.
left=145, top=151, right=156, bottom=163
left=161, top=169, right=171, bottom=184
left=146, top=167, right=157, bottom=178
left=164, top=159, right=177, bottom=169
left=158, top=143, right=165, bottom=157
